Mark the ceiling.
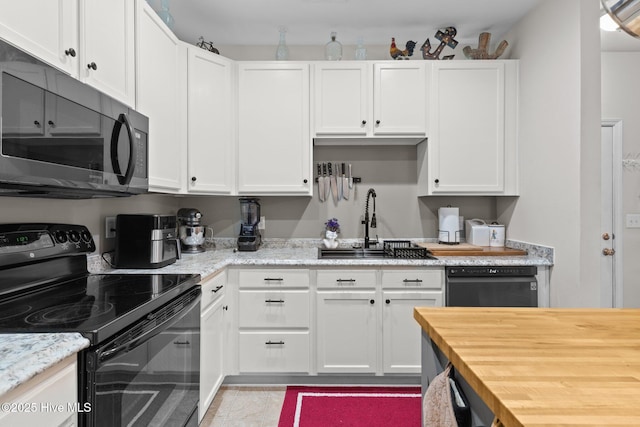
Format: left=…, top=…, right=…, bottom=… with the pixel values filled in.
left=156, top=0, right=541, bottom=47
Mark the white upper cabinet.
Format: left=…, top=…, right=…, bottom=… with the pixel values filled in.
left=313, top=61, right=427, bottom=140
left=0, top=1, right=135, bottom=107
left=186, top=46, right=235, bottom=194
left=0, top=1, right=78, bottom=76
left=79, top=0, right=136, bottom=107
left=135, top=0, right=183, bottom=192
left=237, top=62, right=311, bottom=195
left=419, top=60, right=518, bottom=195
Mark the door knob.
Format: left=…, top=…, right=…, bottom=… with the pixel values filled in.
left=602, top=233, right=611, bottom=240
left=602, top=248, right=615, bottom=256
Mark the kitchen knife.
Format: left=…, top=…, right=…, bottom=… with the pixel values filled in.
left=317, top=163, right=324, bottom=202
left=342, top=163, right=349, bottom=200
left=329, top=163, right=338, bottom=203
left=337, top=162, right=343, bottom=201
left=348, top=164, right=353, bottom=189
left=323, top=163, right=330, bottom=201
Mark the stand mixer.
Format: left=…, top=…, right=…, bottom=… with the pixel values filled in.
left=237, top=198, right=261, bottom=251
left=177, top=208, right=210, bottom=253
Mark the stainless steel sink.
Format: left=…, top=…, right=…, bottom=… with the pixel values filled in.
left=317, top=247, right=387, bottom=259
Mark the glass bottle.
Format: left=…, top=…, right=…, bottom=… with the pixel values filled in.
left=355, top=37, right=367, bottom=60
left=325, top=32, right=342, bottom=61
left=275, top=27, right=289, bottom=61
left=157, top=0, right=175, bottom=30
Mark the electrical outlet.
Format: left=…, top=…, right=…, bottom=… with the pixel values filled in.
left=259, top=216, right=266, bottom=231
left=105, top=217, right=116, bottom=238
left=626, top=213, right=640, bottom=228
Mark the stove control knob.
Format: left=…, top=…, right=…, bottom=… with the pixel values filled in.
left=80, top=230, right=92, bottom=243
left=54, top=230, right=68, bottom=243
left=68, top=230, right=81, bottom=243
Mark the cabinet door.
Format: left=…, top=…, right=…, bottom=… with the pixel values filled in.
left=373, top=62, right=427, bottom=136
left=429, top=62, right=506, bottom=193
left=0, top=0, right=78, bottom=77
left=135, top=0, right=183, bottom=192
left=0, top=356, right=78, bottom=426
left=382, top=291, right=442, bottom=374
left=187, top=48, right=234, bottom=194
left=313, top=63, right=369, bottom=136
left=237, top=62, right=311, bottom=195
left=316, top=291, right=377, bottom=373
left=79, top=0, right=135, bottom=107
left=199, top=296, right=225, bottom=422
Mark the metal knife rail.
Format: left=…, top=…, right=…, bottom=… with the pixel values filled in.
left=314, top=161, right=361, bottom=203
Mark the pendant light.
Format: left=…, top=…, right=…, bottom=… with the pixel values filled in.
left=601, top=0, right=640, bottom=37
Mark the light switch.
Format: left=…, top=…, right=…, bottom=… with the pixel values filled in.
left=626, top=213, right=640, bottom=228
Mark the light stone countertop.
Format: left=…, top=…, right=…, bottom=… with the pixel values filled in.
left=1, top=239, right=552, bottom=397
left=0, top=333, right=89, bottom=396
left=100, top=244, right=553, bottom=280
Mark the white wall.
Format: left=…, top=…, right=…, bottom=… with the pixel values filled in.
left=602, top=53, right=640, bottom=307
left=500, top=0, right=602, bottom=307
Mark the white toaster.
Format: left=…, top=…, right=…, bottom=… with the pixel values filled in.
left=465, top=219, right=490, bottom=246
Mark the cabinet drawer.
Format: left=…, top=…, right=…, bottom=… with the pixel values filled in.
left=200, top=271, right=226, bottom=310
left=238, top=331, right=309, bottom=373
left=316, top=269, right=376, bottom=289
left=238, top=269, right=309, bottom=288
left=239, top=290, right=309, bottom=328
left=381, top=269, right=443, bottom=290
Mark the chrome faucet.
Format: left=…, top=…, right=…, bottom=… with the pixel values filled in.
left=362, top=188, right=378, bottom=248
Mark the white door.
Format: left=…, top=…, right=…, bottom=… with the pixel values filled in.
left=316, top=291, right=377, bottom=373
left=601, top=120, right=623, bottom=307
left=382, top=291, right=442, bottom=374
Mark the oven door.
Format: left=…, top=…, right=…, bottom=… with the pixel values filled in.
left=446, top=276, right=538, bottom=307
left=79, top=288, right=201, bottom=427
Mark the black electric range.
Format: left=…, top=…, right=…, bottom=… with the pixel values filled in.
left=0, top=223, right=202, bottom=427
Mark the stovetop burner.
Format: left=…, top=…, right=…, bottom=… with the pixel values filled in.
left=25, top=300, right=115, bottom=327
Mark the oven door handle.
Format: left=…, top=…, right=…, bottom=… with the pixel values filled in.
left=98, top=293, right=200, bottom=364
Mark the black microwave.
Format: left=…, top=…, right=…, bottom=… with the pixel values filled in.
left=0, top=40, right=148, bottom=198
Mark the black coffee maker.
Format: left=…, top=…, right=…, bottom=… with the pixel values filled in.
left=237, top=198, right=261, bottom=251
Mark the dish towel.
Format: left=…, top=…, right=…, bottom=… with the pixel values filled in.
left=423, top=362, right=471, bottom=427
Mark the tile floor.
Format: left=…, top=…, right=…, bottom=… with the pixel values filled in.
left=200, top=386, right=286, bottom=427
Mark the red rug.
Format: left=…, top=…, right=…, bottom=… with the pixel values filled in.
left=277, top=386, right=422, bottom=427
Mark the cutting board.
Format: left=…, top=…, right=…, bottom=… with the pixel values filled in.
left=416, top=242, right=527, bottom=256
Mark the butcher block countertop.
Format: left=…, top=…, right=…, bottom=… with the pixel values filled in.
left=414, top=307, right=640, bottom=427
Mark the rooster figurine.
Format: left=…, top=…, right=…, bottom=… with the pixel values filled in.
left=390, top=38, right=417, bottom=60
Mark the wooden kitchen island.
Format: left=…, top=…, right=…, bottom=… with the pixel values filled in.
left=414, top=307, right=640, bottom=427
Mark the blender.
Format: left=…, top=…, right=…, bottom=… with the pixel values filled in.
left=177, top=208, right=210, bottom=253
left=237, top=198, right=261, bottom=251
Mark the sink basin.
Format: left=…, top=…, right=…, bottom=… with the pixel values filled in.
left=317, top=248, right=387, bottom=259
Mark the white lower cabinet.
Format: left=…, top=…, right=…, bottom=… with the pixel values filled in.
left=381, top=268, right=444, bottom=374
left=0, top=355, right=78, bottom=427
left=236, top=268, right=310, bottom=374
left=225, top=266, right=444, bottom=380
left=382, top=291, right=442, bottom=373
left=199, top=272, right=226, bottom=422
left=316, top=290, right=378, bottom=373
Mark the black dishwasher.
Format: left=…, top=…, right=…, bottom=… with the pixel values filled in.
left=445, top=266, right=538, bottom=307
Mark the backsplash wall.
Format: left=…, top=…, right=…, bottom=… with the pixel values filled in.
left=183, top=146, right=502, bottom=240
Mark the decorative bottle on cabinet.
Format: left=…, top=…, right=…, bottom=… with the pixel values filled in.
left=276, top=27, right=289, bottom=60
left=325, top=32, right=342, bottom=60
left=157, top=0, right=175, bottom=29
left=355, top=37, right=367, bottom=60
